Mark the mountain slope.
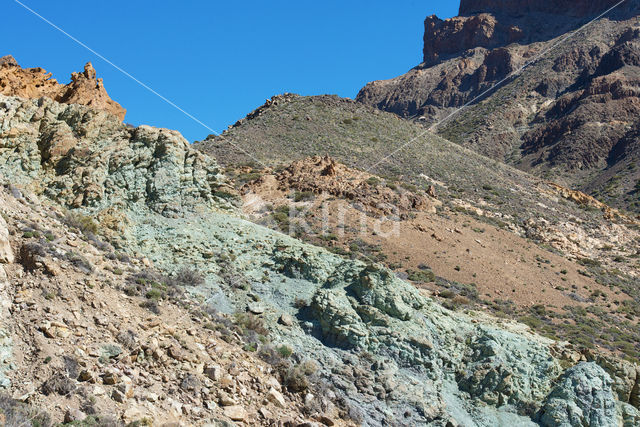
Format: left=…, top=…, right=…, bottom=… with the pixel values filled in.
left=1, top=85, right=639, bottom=424
left=196, top=94, right=638, bottom=275
left=234, top=156, right=640, bottom=363
left=356, top=1, right=640, bottom=215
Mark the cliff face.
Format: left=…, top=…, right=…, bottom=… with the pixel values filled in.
left=0, top=55, right=126, bottom=121
left=422, top=14, right=524, bottom=66
left=356, top=2, right=640, bottom=215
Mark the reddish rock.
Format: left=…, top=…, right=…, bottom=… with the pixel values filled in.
left=0, top=56, right=125, bottom=121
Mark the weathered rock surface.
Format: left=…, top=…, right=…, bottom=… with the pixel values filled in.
left=0, top=56, right=126, bottom=120
left=253, top=155, right=435, bottom=216
left=0, top=94, right=234, bottom=219
left=538, top=363, right=618, bottom=426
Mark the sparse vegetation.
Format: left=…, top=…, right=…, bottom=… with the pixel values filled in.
left=62, top=211, right=99, bottom=235
left=406, top=269, right=436, bottom=283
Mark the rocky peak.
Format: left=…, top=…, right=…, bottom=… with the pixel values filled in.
left=0, top=56, right=126, bottom=121
left=0, top=55, right=18, bottom=67
left=56, top=61, right=126, bottom=121
left=422, top=13, right=523, bottom=65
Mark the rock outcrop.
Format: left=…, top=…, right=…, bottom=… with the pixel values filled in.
left=0, top=94, right=230, bottom=217
left=422, top=14, right=524, bottom=66
left=265, top=156, right=433, bottom=215
left=538, top=363, right=620, bottom=426
left=0, top=56, right=126, bottom=121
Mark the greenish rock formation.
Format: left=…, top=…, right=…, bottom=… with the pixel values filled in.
left=1, top=93, right=638, bottom=426
left=538, top=363, right=618, bottom=427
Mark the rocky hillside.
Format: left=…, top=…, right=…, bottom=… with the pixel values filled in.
left=233, top=156, right=640, bottom=363
left=0, top=189, right=323, bottom=425
left=196, top=94, right=639, bottom=278
left=0, top=55, right=126, bottom=121
left=2, top=71, right=640, bottom=425
left=356, top=1, right=640, bottom=215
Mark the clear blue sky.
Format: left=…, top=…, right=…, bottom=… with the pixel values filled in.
left=6, top=1, right=459, bottom=141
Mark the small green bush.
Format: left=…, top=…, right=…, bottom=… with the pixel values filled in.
left=277, top=345, right=293, bottom=358
left=63, top=211, right=98, bottom=235
left=294, top=191, right=314, bottom=202
left=407, top=269, right=436, bottom=283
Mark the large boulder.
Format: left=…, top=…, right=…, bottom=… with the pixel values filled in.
left=538, top=362, right=619, bottom=427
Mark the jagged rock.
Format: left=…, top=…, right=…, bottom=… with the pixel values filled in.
left=1, top=67, right=639, bottom=426
left=357, top=1, right=640, bottom=215
left=205, top=365, right=223, bottom=382
left=265, top=156, right=433, bottom=216
left=111, top=389, right=126, bottom=403
left=0, top=57, right=125, bottom=120
left=218, top=391, right=236, bottom=406
left=102, top=372, right=119, bottom=385
left=538, top=362, right=618, bottom=427
left=620, top=402, right=640, bottom=426
left=0, top=95, right=234, bottom=219
left=589, top=355, right=640, bottom=409
left=57, top=63, right=126, bottom=120
left=78, top=370, right=95, bottom=383
left=40, top=322, right=71, bottom=339
left=168, top=345, right=188, bottom=361
left=266, top=387, right=286, bottom=408
left=117, top=375, right=134, bottom=398
left=248, top=302, right=265, bottom=314
left=278, top=313, right=294, bottom=327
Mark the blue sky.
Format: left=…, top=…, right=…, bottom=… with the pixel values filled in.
left=6, top=1, right=459, bottom=141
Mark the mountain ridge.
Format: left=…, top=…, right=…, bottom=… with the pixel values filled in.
left=356, top=1, right=640, bottom=215
left=1, top=4, right=640, bottom=422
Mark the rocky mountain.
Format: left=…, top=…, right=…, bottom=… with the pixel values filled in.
left=356, top=1, right=640, bottom=215
left=0, top=55, right=126, bottom=121
left=1, top=58, right=639, bottom=425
